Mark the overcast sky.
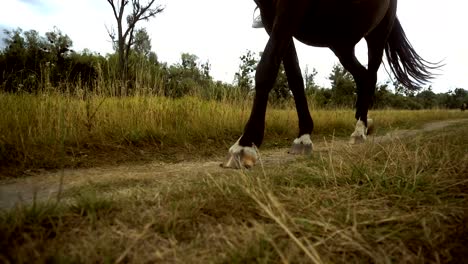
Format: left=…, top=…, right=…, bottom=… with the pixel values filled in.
left=1, top=0, right=467, bottom=93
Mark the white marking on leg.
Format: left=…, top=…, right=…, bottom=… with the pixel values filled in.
left=229, top=139, right=257, bottom=159
left=223, top=137, right=258, bottom=168
left=293, top=134, right=312, bottom=145
left=290, top=134, right=313, bottom=155
left=350, top=119, right=367, bottom=144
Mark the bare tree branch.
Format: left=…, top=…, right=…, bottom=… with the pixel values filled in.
left=106, top=0, right=120, bottom=21
left=105, top=24, right=115, bottom=41
left=105, top=0, right=164, bottom=95
left=118, top=0, right=129, bottom=23
left=123, top=0, right=164, bottom=40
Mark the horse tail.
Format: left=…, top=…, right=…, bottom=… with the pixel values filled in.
left=384, top=18, right=441, bottom=90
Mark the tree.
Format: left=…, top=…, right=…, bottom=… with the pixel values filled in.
left=234, top=50, right=291, bottom=105
left=44, top=27, right=73, bottom=80
left=270, top=62, right=290, bottom=106
left=303, top=66, right=327, bottom=107
left=328, top=64, right=356, bottom=107
left=234, top=50, right=257, bottom=95
left=45, top=27, right=72, bottom=58
left=181, top=53, right=198, bottom=71
left=1, top=28, right=72, bottom=92
left=161, top=53, right=213, bottom=98
left=133, top=28, right=151, bottom=57
left=373, top=81, right=393, bottom=109
left=313, top=88, right=333, bottom=108
left=200, top=60, right=211, bottom=80
left=444, top=88, right=468, bottom=109
left=0, top=27, right=102, bottom=93
left=106, top=0, right=164, bottom=95
left=148, top=51, right=158, bottom=65
left=304, top=66, right=319, bottom=95
left=2, top=28, right=30, bottom=92
left=415, top=86, right=438, bottom=109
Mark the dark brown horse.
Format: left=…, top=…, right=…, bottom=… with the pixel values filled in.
left=222, top=0, right=438, bottom=168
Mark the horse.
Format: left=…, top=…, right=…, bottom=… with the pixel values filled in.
left=222, top=0, right=439, bottom=169
left=462, top=103, right=467, bottom=111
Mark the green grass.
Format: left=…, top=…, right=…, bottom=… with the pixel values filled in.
left=1, top=122, right=467, bottom=263
left=1, top=92, right=467, bottom=177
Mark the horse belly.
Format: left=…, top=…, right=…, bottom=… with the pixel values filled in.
left=294, top=0, right=390, bottom=46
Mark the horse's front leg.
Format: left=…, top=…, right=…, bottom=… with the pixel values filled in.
left=283, top=42, right=314, bottom=155
left=222, top=2, right=308, bottom=169
left=221, top=38, right=288, bottom=169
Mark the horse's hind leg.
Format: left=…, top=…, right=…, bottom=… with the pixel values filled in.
left=283, top=41, right=314, bottom=154
left=333, top=6, right=394, bottom=144
left=350, top=6, right=396, bottom=142
left=332, top=45, right=373, bottom=143
left=352, top=34, right=389, bottom=141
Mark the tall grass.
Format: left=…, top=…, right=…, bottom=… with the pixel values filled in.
left=1, top=91, right=467, bottom=176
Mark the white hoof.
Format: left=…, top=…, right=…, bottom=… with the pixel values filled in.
left=350, top=119, right=373, bottom=144
left=289, top=134, right=313, bottom=155
left=221, top=138, right=258, bottom=169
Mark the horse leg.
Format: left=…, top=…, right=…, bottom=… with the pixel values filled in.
left=221, top=39, right=291, bottom=169
left=332, top=46, right=374, bottom=143
left=335, top=38, right=389, bottom=144
left=354, top=36, right=388, bottom=140
left=222, top=1, right=309, bottom=168
left=348, top=7, right=395, bottom=142
left=283, top=41, right=314, bottom=154
left=221, top=12, right=299, bottom=169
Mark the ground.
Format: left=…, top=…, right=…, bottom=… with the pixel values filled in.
left=1, top=118, right=468, bottom=263
left=1, top=118, right=466, bottom=210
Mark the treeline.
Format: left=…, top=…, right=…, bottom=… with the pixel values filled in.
left=232, top=50, right=468, bottom=110
left=0, top=27, right=236, bottom=99
left=1, top=27, right=467, bottom=109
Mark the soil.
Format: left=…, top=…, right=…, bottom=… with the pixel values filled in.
left=1, top=119, right=467, bottom=210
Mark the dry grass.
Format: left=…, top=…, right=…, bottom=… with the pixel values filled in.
left=1, top=92, right=467, bottom=177
left=1, top=121, right=467, bottom=263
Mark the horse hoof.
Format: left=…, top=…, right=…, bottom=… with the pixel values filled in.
left=220, top=141, right=257, bottom=169
left=349, top=119, right=369, bottom=144
left=349, top=134, right=366, bottom=144
left=289, top=143, right=313, bottom=155
left=288, top=134, right=313, bottom=155
left=220, top=152, right=256, bottom=169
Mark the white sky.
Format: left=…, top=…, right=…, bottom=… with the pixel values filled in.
left=1, top=0, right=467, bottom=93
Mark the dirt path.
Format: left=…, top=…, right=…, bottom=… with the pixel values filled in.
left=1, top=119, right=467, bottom=210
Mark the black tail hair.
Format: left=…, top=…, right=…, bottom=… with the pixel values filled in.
left=384, top=18, right=441, bottom=90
